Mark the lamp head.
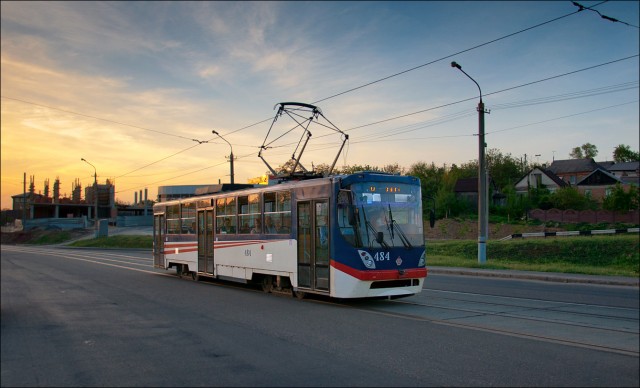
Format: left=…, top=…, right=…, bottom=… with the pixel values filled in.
left=212, top=130, right=219, bottom=135
left=81, top=158, right=86, bottom=161
left=451, top=61, right=461, bottom=69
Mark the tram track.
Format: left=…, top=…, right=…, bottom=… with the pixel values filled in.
left=4, top=245, right=637, bottom=357
left=394, top=292, right=640, bottom=330
left=337, top=289, right=639, bottom=357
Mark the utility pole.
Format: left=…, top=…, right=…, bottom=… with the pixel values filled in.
left=452, top=61, right=489, bottom=264
left=212, top=130, right=235, bottom=184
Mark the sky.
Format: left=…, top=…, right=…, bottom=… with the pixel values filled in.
left=1, top=1, right=638, bottom=209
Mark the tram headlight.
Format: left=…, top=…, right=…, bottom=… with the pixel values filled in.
left=418, top=250, right=426, bottom=267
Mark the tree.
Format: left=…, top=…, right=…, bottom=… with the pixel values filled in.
left=613, top=144, right=640, bottom=163
left=602, top=184, right=639, bottom=212
left=549, top=187, right=596, bottom=210
left=569, top=143, right=598, bottom=159
left=485, top=149, right=523, bottom=191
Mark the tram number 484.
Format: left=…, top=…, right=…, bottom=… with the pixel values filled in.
left=374, top=252, right=390, bottom=261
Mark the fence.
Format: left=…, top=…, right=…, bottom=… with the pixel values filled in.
left=500, top=227, right=640, bottom=241
left=116, top=215, right=153, bottom=227
left=528, top=209, right=639, bottom=224
left=23, top=217, right=88, bottom=230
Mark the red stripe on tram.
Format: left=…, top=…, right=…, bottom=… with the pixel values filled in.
left=331, top=260, right=427, bottom=281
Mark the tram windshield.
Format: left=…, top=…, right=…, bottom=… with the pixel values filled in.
left=337, top=182, right=424, bottom=248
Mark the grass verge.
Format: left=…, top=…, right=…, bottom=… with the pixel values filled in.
left=69, top=235, right=153, bottom=249
left=428, top=234, right=639, bottom=277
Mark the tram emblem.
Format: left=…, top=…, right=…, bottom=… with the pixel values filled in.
left=357, top=250, right=376, bottom=269
left=396, top=257, right=402, bottom=266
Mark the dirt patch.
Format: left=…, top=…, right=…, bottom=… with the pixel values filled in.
left=424, top=219, right=563, bottom=241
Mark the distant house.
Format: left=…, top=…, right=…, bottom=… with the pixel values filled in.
left=514, top=167, right=567, bottom=194
left=576, top=168, right=623, bottom=201
left=608, top=161, right=640, bottom=179
left=546, top=158, right=601, bottom=185
left=454, top=177, right=504, bottom=209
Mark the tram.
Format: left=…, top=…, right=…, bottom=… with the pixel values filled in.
left=153, top=171, right=433, bottom=299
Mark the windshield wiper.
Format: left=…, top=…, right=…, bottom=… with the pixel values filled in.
left=362, top=206, right=389, bottom=249
left=388, top=205, right=412, bottom=249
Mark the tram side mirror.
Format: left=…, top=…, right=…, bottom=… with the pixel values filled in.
left=375, top=231, right=384, bottom=244
left=429, top=209, right=436, bottom=228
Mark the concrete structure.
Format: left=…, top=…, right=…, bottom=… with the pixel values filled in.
left=11, top=176, right=116, bottom=229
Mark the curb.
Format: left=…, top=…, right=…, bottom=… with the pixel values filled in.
left=428, top=267, right=639, bottom=287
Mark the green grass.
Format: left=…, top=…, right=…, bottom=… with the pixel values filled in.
left=427, top=234, right=639, bottom=277
left=15, top=229, right=640, bottom=278
left=29, top=231, right=74, bottom=245
left=69, top=235, right=153, bottom=249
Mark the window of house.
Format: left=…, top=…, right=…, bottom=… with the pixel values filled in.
left=534, top=173, right=542, bottom=187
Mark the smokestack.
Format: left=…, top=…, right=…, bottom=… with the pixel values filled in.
left=134, top=191, right=138, bottom=205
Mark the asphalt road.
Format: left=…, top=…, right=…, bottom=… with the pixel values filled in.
left=1, top=245, right=638, bottom=387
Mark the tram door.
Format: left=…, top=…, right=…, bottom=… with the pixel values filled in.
left=197, top=209, right=215, bottom=274
left=153, top=214, right=164, bottom=268
left=297, top=200, right=329, bottom=292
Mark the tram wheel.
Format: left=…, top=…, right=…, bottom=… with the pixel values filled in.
left=191, top=272, right=199, bottom=281
left=176, top=264, right=183, bottom=278
left=261, top=276, right=274, bottom=293
left=293, top=290, right=306, bottom=300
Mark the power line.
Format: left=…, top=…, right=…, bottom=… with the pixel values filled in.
left=319, top=55, right=638, bottom=137
left=572, top=1, right=640, bottom=28
left=487, top=100, right=638, bottom=135
left=6, top=2, right=635, bottom=191
left=310, top=2, right=609, bottom=105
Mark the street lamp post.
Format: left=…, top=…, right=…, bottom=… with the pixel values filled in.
left=451, top=61, right=489, bottom=264
left=212, top=130, right=235, bottom=184
left=81, top=158, right=98, bottom=227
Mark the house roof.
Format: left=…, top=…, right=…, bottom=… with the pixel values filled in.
left=609, top=161, right=640, bottom=171
left=514, top=168, right=567, bottom=189
left=597, top=161, right=615, bottom=170
left=454, top=177, right=497, bottom=193
left=576, top=168, right=621, bottom=186
left=454, top=178, right=477, bottom=193
left=547, top=158, right=599, bottom=175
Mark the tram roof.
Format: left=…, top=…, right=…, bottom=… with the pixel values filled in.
left=154, top=171, right=419, bottom=207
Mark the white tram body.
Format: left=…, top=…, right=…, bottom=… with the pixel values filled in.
left=153, top=172, right=429, bottom=299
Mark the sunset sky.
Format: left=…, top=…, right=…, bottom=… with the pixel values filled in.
left=1, top=1, right=638, bottom=209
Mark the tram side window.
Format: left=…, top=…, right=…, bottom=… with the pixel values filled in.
left=264, top=191, right=291, bottom=234
left=181, top=201, right=196, bottom=234
left=166, top=204, right=181, bottom=234
left=238, top=194, right=261, bottom=234
left=216, top=197, right=236, bottom=234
